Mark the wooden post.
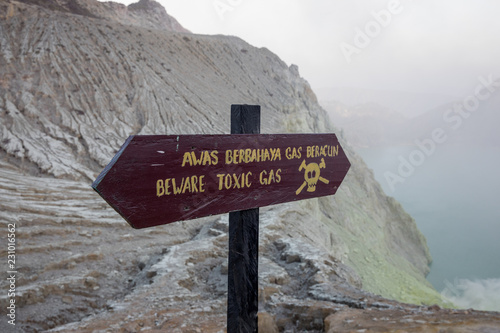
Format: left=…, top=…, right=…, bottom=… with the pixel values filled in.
left=227, top=105, right=260, bottom=333
left=93, top=103, right=351, bottom=331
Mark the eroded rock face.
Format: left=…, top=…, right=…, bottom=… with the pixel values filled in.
left=2, top=0, right=498, bottom=332
left=1, top=0, right=324, bottom=180
left=13, top=0, right=190, bottom=32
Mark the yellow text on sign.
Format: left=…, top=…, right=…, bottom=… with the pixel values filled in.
left=306, top=145, right=339, bottom=158
left=156, top=175, right=206, bottom=197
left=259, top=169, right=281, bottom=185
left=217, top=172, right=253, bottom=190
left=225, top=148, right=281, bottom=165
left=181, top=151, right=219, bottom=167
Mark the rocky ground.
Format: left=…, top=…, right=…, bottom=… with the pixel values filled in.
left=2, top=159, right=500, bottom=332
left=2, top=0, right=500, bottom=332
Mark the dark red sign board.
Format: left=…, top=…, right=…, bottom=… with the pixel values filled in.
left=92, top=134, right=350, bottom=229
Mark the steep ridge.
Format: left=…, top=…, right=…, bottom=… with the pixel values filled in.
left=1, top=0, right=323, bottom=179
left=2, top=0, right=499, bottom=332
left=9, top=0, right=190, bottom=32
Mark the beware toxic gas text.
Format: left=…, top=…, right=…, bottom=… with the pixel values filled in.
left=156, top=145, right=339, bottom=197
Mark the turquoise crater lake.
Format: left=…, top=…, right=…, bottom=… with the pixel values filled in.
left=357, top=144, right=500, bottom=307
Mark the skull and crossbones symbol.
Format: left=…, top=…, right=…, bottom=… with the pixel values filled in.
left=296, top=158, right=329, bottom=195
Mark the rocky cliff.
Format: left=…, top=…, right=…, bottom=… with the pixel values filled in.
left=1, top=0, right=499, bottom=332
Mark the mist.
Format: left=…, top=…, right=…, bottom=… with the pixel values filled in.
left=442, top=279, right=500, bottom=312
left=154, top=0, right=500, bottom=101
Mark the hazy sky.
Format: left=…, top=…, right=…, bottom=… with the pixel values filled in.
left=117, top=0, right=500, bottom=99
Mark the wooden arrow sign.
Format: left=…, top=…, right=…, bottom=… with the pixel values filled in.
left=92, top=134, right=350, bottom=229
